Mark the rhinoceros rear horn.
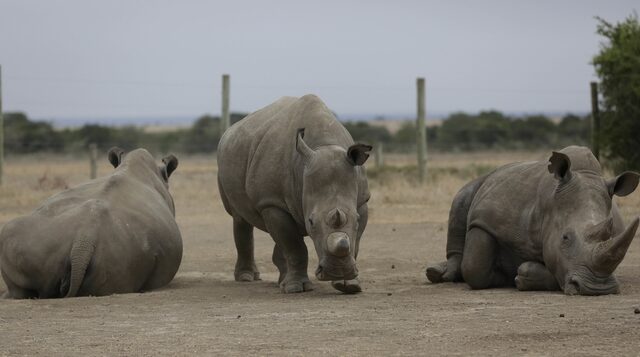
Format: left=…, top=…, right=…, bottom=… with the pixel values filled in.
left=347, top=143, right=373, bottom=166
left=108, top=147, right=125, bottom=168
left=296, top=128, right=315, bottom=161
left=548, top=151, right=572, bottom=181
left=607, top=171, right=640, bottom=197
left=162, top=154, right=179, bottom=178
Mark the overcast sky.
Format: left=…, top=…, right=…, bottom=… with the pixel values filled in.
left=0, top=1, right=637, bottom=122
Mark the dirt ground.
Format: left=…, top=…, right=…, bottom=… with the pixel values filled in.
left=1, top=151, right=640, bottom=356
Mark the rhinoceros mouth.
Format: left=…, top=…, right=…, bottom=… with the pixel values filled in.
left=315, top=255, right=358, bottom=281
left=564, top=273, right=619, bottom=296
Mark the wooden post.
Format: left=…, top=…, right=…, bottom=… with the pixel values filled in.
left=89, top=143, right=98, bottom=179
left=590, top=82, right=601, bottom=160
left=375, top=142, right=384, bottom=168
left=0, top=65, right=4, bottom=186
left=221, top=74, right=230, bottom=133
left=416, top=77, right=427, bottom=182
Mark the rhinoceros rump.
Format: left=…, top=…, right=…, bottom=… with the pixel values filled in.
left=0, top=148, right=183, bottom=299
left=217, top=95, right=371, bottom=294
left=426, top=146, right=640, bottom=295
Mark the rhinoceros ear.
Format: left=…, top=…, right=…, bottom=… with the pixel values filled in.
left=347, top=143, right=373, bottom=166
left=108, top=147, right=125, bottom=168
left=162, top=154, right=179, bottom=179
left=607, top=171, right=640, bottom=197
left=548, top=151, right=572, bottom=181
left=296, top=128, right=315, bottom=161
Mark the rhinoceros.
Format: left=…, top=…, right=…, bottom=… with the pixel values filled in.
left=0, top=148, right=182, bottom=299
left=217, top=95, right=371, bottom=294
left=426, top=146, right=640, bottom=295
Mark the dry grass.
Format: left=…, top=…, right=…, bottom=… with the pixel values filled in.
left=1, top=150, right=639, bottom=228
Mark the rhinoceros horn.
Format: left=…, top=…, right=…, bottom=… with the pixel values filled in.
left=327, top=208, right=347, bottom=229
left=296, top=128, right=315, bottom=161
left=592, top=216, right=640, bottom=275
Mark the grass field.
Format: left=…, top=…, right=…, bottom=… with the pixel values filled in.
left=1, top=150, right=640, bottom=355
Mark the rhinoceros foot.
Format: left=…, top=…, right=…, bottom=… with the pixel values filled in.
left=426, top=262, right=447, bottom=283
left=280, top=277, right=313, bottom=294
left=234, top=270, right=261, bottom=282
left=427, top=255, right=462, bottom=284
left=331, top=279, right=362, bottom=294
left=514, top=261, right=559, bottom=292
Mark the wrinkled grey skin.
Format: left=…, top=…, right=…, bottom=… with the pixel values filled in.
left=217, top=95, right=371, bottom=294
left=427, top=146, right=640, bottom=295
left=0, top=148, right=182, bottom=299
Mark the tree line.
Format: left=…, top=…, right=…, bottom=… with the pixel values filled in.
left=3, top=110, right=589, bottom=155
left=345, top=111, right=590, bottom=152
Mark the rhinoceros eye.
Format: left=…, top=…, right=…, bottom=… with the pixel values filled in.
left=308, top=217, right=314, bottom=227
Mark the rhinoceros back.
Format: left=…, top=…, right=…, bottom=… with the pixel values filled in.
left=217, top=95, right=355, bottom=231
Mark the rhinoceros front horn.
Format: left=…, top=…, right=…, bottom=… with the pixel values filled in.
left=592, top=216, right=640, bottom=275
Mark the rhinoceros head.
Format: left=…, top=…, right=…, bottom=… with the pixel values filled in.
left=296, top=129, right=371, bottom=281
left=542, top=149, right=639, bottom=295
left=108, top=147, right=178, bottom=186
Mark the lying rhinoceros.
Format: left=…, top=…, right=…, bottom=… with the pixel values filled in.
left=217, top=95, right=371, bottom=294
left=0, top=148, right=182, bottom=299
left=427, top=146, right=640, bottom=295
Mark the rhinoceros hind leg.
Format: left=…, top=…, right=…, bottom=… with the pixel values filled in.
left=515, top=261, right=560, bottom=291
left=331, top=279, right=362, bottom=294
left=461, top=228, right=510, bottom=289
left=262, top=208, right=312, bottom=294
left=1, top=270, right=37, bottom=299
left=233, top=217, right=261, bottom=282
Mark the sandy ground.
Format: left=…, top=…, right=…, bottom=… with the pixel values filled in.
left=1, top=151, right=640, bottom=356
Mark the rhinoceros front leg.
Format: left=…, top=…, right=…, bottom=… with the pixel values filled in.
left=515, top=261, right=560, bottom=291
left=233, top=217, right=261, bottom=282
left=460, top=227, right=511, bottom=289
left=272, top=244, right=287, bottom=284
left=262, top=207, right=313, bottom=293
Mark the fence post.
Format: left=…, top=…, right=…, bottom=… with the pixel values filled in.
left=375, top=142, right=384, bottom=168
left=0, top=65, right=4, bottom=186
left=590, top=82, right=601, bottom=160
left=416, top=77, right=427, bottom=182
left=89, top=143, right=98, bottom=179
left=221, top=74, right=230, bottom=133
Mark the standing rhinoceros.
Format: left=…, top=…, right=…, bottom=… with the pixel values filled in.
left=0, top=148, right=182, bottom=299
left=217, top=95, right=371, bottom=294
left=427, top=146, right=640, bottom=295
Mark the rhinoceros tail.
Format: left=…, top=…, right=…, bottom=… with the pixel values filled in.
left=65, top=226, right=98, bottom=298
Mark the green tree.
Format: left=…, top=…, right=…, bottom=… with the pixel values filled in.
left=593, top=13, right=640, bottom=171
left=511, top=115, right=556, bottom=147
left=343, top=121, right=392, bottom=144
left=4, top=112, right=64, bottom=153
left=557, top=114, right=590, bottom=146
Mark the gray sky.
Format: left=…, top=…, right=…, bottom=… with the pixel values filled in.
left=0, top=0, right=637, bottom=122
